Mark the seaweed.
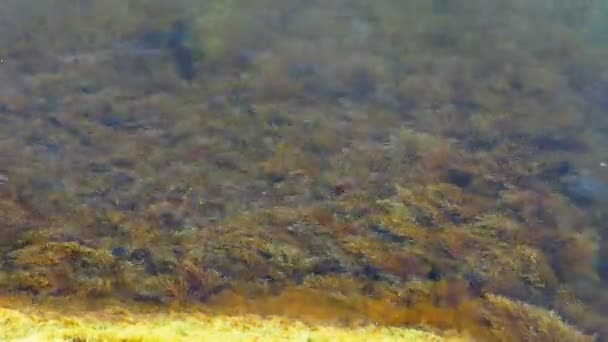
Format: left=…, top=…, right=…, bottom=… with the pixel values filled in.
left=0, top=0, right=606, bottom=339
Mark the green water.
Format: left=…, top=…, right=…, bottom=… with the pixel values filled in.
left=1, top=1, right=607, bottom=340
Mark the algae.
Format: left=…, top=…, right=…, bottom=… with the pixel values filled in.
left=0, top=0, right=606, bottom=340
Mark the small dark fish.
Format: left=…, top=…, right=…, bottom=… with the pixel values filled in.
left=59, top=19, right=199, bottom=81
left=172, top=45, right=196, bottom=81
left=167, top=20, right=197, bottom=81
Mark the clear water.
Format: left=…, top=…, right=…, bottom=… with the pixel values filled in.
left=1, top=1, right=607, bottom=340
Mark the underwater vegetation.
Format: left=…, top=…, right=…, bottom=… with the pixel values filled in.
left=0, top=296, right=448, bottom=342
left=1, top=0, right=608, bottom=340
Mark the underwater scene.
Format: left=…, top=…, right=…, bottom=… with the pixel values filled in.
left=1, top=0, right=608, bottom=340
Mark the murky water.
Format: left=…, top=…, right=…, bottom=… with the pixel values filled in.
left=1, top=1, right=608, bottom=340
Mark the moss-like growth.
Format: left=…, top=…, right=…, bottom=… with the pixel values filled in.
left=483, top=294, right=592, bottom=342
left=1, top=0, right=608, bottom=339
left=0, top=300, right=448, bottom=342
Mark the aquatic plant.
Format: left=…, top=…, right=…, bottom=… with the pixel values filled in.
left=1, top=0, right=608, bottom=339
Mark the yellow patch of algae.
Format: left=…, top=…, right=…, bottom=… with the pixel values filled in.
left=0, top=299, right=455, bottom=342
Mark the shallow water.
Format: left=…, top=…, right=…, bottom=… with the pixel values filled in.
left=1, top=1, right=608, bottom=340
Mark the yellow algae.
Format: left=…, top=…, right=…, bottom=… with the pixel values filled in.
left=0, top=306, right=447, bottom=342
left=0, top=291, right=590, bottom=342
left=482, top=294, right=593, bottom=342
